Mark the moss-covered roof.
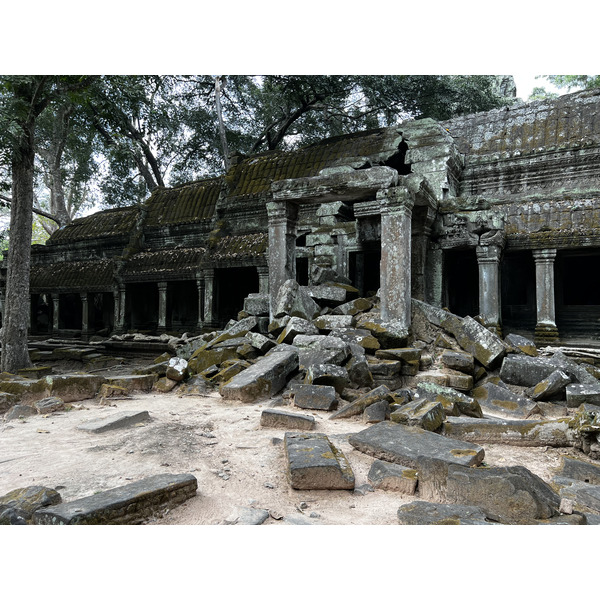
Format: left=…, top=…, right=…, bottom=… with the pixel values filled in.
left=224, top=127, right=401, bottom=198
left=144, top=178, right=222, bottom=227
left=210, top=233, right=268, bottom=260
left=47, top=206, right=139, bottom=245
left=122, top=247, right=208, bottom=279
left=31, top=259, right=115, bottom=292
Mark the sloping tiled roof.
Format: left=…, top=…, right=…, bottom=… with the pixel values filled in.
left=144, top=178, right=222, bottom=227
left=121, top=247, right=208, bottom=279
left=47, top=206, right=139, bottom=245
left=210, top=233, right=268, bottom=261
left=30, top=259, right=115, bottom=292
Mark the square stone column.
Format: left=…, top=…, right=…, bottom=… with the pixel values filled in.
left=266, top=201, right=299, bottom=318
left=112, top=289, right=120, bottom=333
left=476, top=244, right=503, bottom=335
left=195, top=274, right=205, bottom=331
left=203, top=268, right=218, bottom=329
left=52, top=293, right=60, bottom=333
left=533, top=248, right=559, bottom=343
left=157, top=282, right=168, bottom=333
left=378, top=187, right=414, bottom=331
left=80, top=292, right=90, bottom=341
left=116, top=286, right=127, bottom=333
left=256, top=265, right=270, bottom=295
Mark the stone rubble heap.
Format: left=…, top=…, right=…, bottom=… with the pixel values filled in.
left=3, top=277, right=600, bottom=524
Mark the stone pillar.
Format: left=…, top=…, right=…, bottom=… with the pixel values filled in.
left=378, top=187, right=414, bottom=330
left=425, top=244, right=444, bottom=308
left=267, top=200, right=298, bottom=318
left=52, top=293, right=60, bottom=333
left=256, top=265, right=269, bottom=295
left=203, top=269, right=218, bottom=329
left=113, top=289, right=120, bottom=333
left=117, top=286, right=126, bottom=333
left=196, top=274, right=205, bottom=331
left=80, top=292, right=89, bottom=341
left=411, top=207, right=436, bottom=301
left=157, top=282, right=168, bottom=333
left=476, top=244, right=503, bottom=335
left=533, top=249, right=559, bottom=343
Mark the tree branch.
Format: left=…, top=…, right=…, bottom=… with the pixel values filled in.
left=0, top=193, right=61, bottom=225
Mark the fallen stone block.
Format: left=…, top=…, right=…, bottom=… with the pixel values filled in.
left=34, top=396, right=65, bottom=414
left=375, top=347, right=422, bottom=364
left=0, top=378, right=50, bottom=404
left=357, top=319, right=409, bottom=349
left=45, top=374, right=105, bottom=402
left=412, top=371, right=449, bottom=387
left=0, top=391, right=18, bottom=414
left=445, top=370, right=473, bottom=392
left=530, top=369, right=571, bottom=401
left=397, top=501, right=493, bottom=525
left=284, top=432, right=355, bottom=490
left=274, top=279, right=320, bottom=321
left=348, top=421, right=484, bottom=469
left=548, top=351, right=600, bottom=385
left=77, top=410, right=151, bottom=433
left=363, top=400, right=389, bottom=424
left=133, top=361, right=169, bottom=377
left=328, top=328, right=380, bottom=352
left=440, top=350, right=474, bottom=374
left=220, top=349, right=299, bottom=403
left=367, top=460, right=417, bottom=494
left=105, top=374, right=157, bottom=394
left=3, top=404, right=37, bottom=421
left=260, top=409, right=315, bottom=430
left=390, top=399, right=445, bottom=431
left=188, top=345, right=239, bottom=375
left=293, top=384, right=338, bottom=411
left=153, top=377, right=178, bottom=393
left=306, top=285, right=348, bottom=306
left=445, top=464, right=560, bottom=524
left=368, top=359, right=401, bottom=378
left=504, top=333, right=538, bottom=356
left=277, top=317, right=319, bottom=344
left=536, top=401, right=568, bottom=418
left=333, top=297, right=373, bottom=316
left=205, top=316, right=259, bottom=349
left=243, top=293, right=269, bottom=316
left=304, top=363, right=350, bottom=394
left=245, top=331, right=276, bottom=354
left=18, top=366, right=53, bottom=379
left=166, top=357, right=188, bottom=382
left=556, top=480, right=600, bottom=514
left=329, top=385, right=393, bottom=420
left=472, top=383, right=539, bottom=419
left=313, top=314, right=354, bottom=332
left=0, top=485, right=62, bottom=522
left=566, top=383, right=600, bottom=408
left=211, top=359, right=251, bottom=385
left=223, top=506, right=270, bottom=525
left=413, top=381, right=483, bottom=418
left=33, top=473, right=198, bottom=525
left=554, top=456, right=600, bottom=485
left=443, top=416, right=576, bottom=447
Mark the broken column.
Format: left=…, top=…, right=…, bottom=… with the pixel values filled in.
left=266, top=200, right=298, bottom=319
left=476, top=241, right=503, bottom=335
left=157, top=282, right=168, bottom=333
left=378, top=186, right=414, bottom=331
left=533, top=249, right=559, bottom=343
left=256, top=265, right=269, bottom=294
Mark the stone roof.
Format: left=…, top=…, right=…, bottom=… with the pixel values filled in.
left=210, top=233, right=269, bottom=262
left=30, top=259, right=115, bottom=293
left=121, top=247, right=208, bottom=281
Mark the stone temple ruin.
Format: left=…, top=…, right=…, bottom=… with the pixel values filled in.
left=3, top=88, right=600, bottom=525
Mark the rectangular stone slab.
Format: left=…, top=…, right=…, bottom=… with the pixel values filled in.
left=284, top=432, right=355, bottom=490
left=77, top=410, right=151, bottom=433
left=32, top=473, right=197, bottom=524
left=260, top=409, right=315, bottom=430
left=348, top=421, right=484, bottom=469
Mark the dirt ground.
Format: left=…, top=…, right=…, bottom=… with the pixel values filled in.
left=0, top=368, right=591, bottom=526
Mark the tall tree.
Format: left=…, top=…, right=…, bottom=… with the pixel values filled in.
left=0, top=75, right=94, bottom=372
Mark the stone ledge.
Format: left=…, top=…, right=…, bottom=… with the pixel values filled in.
left=32, top=473, right=198, bottom=525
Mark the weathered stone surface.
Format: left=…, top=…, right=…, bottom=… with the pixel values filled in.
left=220, top=349, right=299, bottom=403
left=348, top=421, right=484, bottom=469
left=375, top=347, right=422, bottom=363
left=77, top=410, right=151, bottom=433
left=328, top=327, right=380, bottom=351
left=223, top=506, right=270, bottom=525
left=555, top=456, right=600, bottom=485
left=277, top=316, right=319, bottom=344
left=472, top=383, right=539, bottom=419
left=260, top=409, right=315, bottom=430
left=34, top=396, right=65, bottom=414
left=346, top=353, right=374, bottom=388
left=243, top=293, right=269, bottom=316
left=284, top=432, right=355, bottom=490
left=0, top=378, right=51, bottom=404
left=530, top=369, right=571, bottom=401
left=33, top=473, right=198, bottom=525
left=566, top=383, right=600, bottom=408
left=313, top=314, right=354, bottom=331
left=548, top=351, right=600, bottom=386
left=333, top=297, right=373, bottom=316
left=306, top=285, right=347, bottom=305
left=444, top=370, right=473, bottom=392
left=397, top=501, right=493, bottom=525
left=206, top=316, right=259, bottom=349
left=304, top=363, right=349, bottom=393
left=45, top=373, right=105, bottom=402
left=440, top=350, right=475, bottom=374
left=390, top=399, right=445, bottom=431
left=105, top=374, right=156, bottom=393
left=245, top=331, right=277, bottom=354
left=267, top=315, right=291, bottom=335
left=133, top=361, right=169, bottom=377
left=443, top=416, right=575, bottom=447
left=363, top=400, right=389, bottom=424
left=556, top=480, right=600, bottom=514
left=18, top=366, right=53, bottom=379
left=0, top=391, right=18, bottom=414
left=166, top=357, right=188, bottom=382
left=414, top=381, right=483, bottom=418
left=368, top=358, right=401, bottom=379
left=274, top=280, right=320, bottom=321
left=211, top=359, right=251, bottom=385
left=153, top=377, right=179, bottom=393
left=445, top=464, right=560, bottom=524
left=358, top=319, right=409, bottom=349
left=329, top=385, right=393, bottom=420
left=0, top=507, right=28, bottom=525
left=293, top=384, right=338, bottom=411
left=188, top=345, right=239, bottom=376
left=499, top=355, right=558, bottom=386
left=504, top=333, right=538, bottom=356
left=0, top=485, right=62, bottom=521
left=367, top=459, right=417, bottom=493
left=4, top=404, right=37, bottom=421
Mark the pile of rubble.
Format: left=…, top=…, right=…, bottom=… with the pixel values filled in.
left=3, top=276, right=600, bottom=524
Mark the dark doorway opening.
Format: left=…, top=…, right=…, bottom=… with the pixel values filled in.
left=59, top=293, right=82, bottom=330
left=349, top=243, right=381, bottom=297
left=444, top=248, right=478, bottom=317
left=296, top=257, right=309, bottom=286
left=167, top=281, right=199, bottom=331
left=31, top=294, right=51, bottom=334
left=126, top=283, right=158, bottom=332
left=89, top=293, right=114, bottom=334
left=501, top=250, right=536, bottom=335
left=215, top=267, right=259, bottom=327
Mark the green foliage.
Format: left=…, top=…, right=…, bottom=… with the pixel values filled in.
left=543, top=75, right=600, bottom=90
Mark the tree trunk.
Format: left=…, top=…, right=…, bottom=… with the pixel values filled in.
left=215, top=76, right=230, bottom=171
left=1, top=130, right=35, bottom=372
